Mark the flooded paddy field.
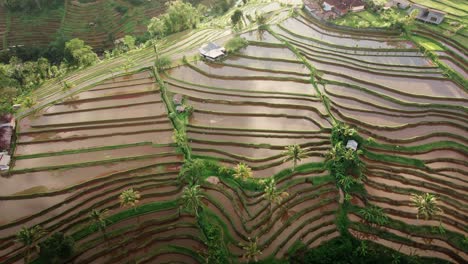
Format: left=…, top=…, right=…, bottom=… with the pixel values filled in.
left=1, top=4, right=467, bottom=263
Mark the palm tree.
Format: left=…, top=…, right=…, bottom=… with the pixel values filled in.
left=283, top=144, right=307, bottom=171
left=88, top=208, right=109, bottom=238
left=181, top=184, right=204, bottom=217
left=120, top=188, right=141, bottom=223
left=233, top=163, right=253, bottom=180
left=16, top=225, right=46, bottom=264
left=262, top=179, right=289, bottom=212
left=240, top=237, right=262, bottom=262
left=411, top=193, right=442, bottom=220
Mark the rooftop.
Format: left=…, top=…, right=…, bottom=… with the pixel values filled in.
left=323, top=0, right=365, bottom=13
left=199, top=42, right=225, bottom=59
left=173, top=94, right=183, bottom=105
left=346, top=140, right=358, bottom=151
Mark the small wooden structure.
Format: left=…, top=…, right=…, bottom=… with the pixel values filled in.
left=346, top=140, right=358, bottom=151
left=409, top=4, right=445, bottom=25
left=199, top=42, right=226, bottom=61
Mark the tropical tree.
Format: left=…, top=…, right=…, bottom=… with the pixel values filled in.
left=283, top=144, right=307, bottom=171
left=147, top=0, right=201, bottom=38
left=262, top=178, right=289, bottom=212
left=38, top=232, right=74, bottom=264
left=231, top=9, right=243, bottom=27
left=119, top=188, right=141, bottom=211
left=240, top=237, right=262, bottom=262
left=179, top=159, right=205, bottom=185
left=225, top=36, right=248, bottom=53
left=256, top=12, right=267, bottom=26
left=16, top=225, right=46, bottom=264
left=233, top=162, right=252, bottom=180
left=181, top=184, right=204, bottom=217
left=411, top=193, right=442, bottom=220
left=331, top=121, right=357, bottom=144
left=359, top=205, right=389, bottom=226
left=88, top=208, right=109, bottom=238
left=154, top=55, right=171, bottom=72
left=64, top=38, right=98, bottom=68
left=122, top=35, right=136, bottom=51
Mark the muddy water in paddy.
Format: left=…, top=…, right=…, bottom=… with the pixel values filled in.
left=188, top=100, right=330, bottom=128
left=240, top=30, right=282, bottom=44
left=193, top=61, right=309, bottom=80
left=167, top=84, right=323, bottom=110
left=30, top=103, right=167, bottom=127
left=223, top=56, right=309, bottom=74
left=90, top=78, right=154, bottom=91
left=191, top=112, right=321, bottom=131
left=168, top=66, right=312, bottom=94
left=439, top=58, right=468, bottom=79
left=241, top=45, right=299, bottom=60
left=335, top=106, right=467, bottom=128
left=18, top=122, right=171, bottom=143
left=272, top=26, right=432, bottom=67
left=64, top=84, right=155, bottom=101
left=324, top=75, right=468, bottom=107
left=0, top=193, right=71, bottom=224
left=301, top=47, right=438, bottom=72
left=325, top=85, right=468, bottom=118
left=3, top=158, right=179, bottom=196
left=16, top=132, right=173, bottom=156
left=14, top=145, right=173, bottom=169
left=45, top=93, right=162, bottom=114
left=189, top=131, right=328, bottom=146
left=280, top=18, right=413, bottom=49
left=366, top=176, right=467, bottom=211
left=311, top=59, right=466, bottom=99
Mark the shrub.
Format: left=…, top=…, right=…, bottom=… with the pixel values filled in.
left=155, top=55, right=172, bottom=72
left=38, top=232, right=74, bottom=264
left=225, top=36, right=248, bottom=53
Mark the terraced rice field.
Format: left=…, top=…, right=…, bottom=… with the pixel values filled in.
left=268, top=13, right=467, bottom=263
left=0, top=2, right=466, bottom=263
left=6, top=8, right=63, bottom=48
left=0, top=70, right=189, bottom=263
left=1, top=0, right=167, bottom=51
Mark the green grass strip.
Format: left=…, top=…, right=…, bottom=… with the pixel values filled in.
left=14, top=142, right=158, bottom=160
left=363, top=150, right=426, bottom=169
left=363, top=139, right=468, bottom=154
left=72, top=200, right=178, bottom=241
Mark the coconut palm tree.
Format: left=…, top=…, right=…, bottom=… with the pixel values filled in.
left=283, top=144, right=308, bottom=171
left=240, top=237, right=262, bottom=262
left=233, top=162, right=253, bottom=180
left=89, top=209, right=109, bottom=238
left=119, top=188, right=141, bottom=210
left=411, top=193, right=442, bottom=220
left=262, top=179, right=289, bottom=212
left=181, top=184, right=204, bottom=217
left=16, top=225, right=46, bottom=264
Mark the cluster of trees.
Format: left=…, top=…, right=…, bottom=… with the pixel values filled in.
left=225, top=36, right=249, bottom=53
left=16, top=187, right=141, bottom=263
left=0, top=38, right=98, bottom=114
left=147, top=0, right=202, bottom=39
left=326, top=122, right=365, bottom=200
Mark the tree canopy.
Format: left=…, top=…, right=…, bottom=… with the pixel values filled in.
left=38, top=232, right=75, bottom=264
left=147, top=0, right=201, bottom=38
left=64, top=38, right=98, bottom=68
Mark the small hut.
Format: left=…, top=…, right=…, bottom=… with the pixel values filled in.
left=346, top=140, right=358, bottom=151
